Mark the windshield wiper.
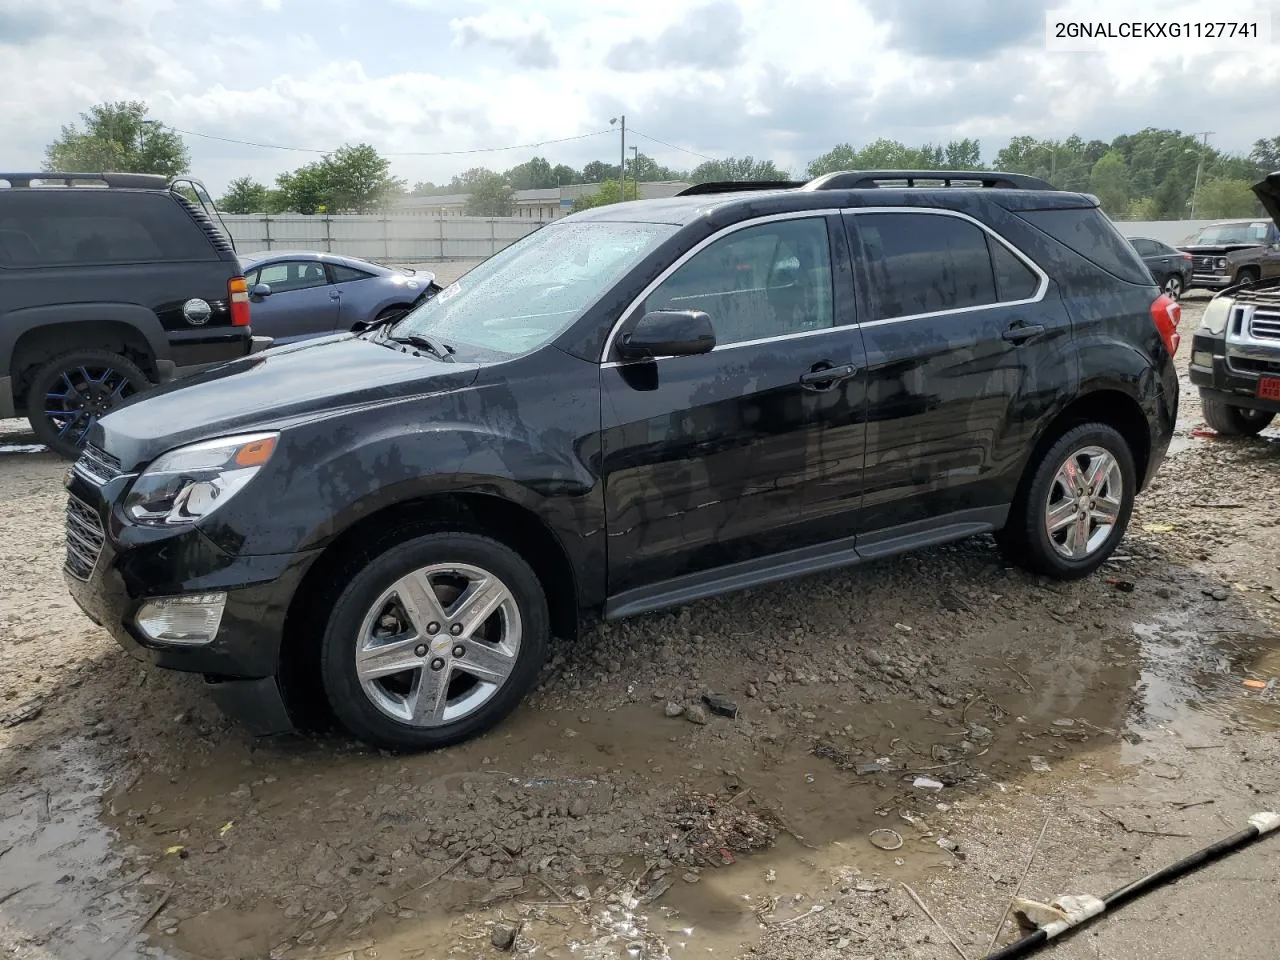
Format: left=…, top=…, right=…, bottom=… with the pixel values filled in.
left=389, top=333, right=456, bottom=361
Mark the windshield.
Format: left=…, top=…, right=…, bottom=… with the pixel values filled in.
left=389, top=220, right=676, bottom=358
left=1188, top=222, right=1270, bottom=245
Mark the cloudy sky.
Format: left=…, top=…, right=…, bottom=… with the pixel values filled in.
left=1, top=0, right=1276, bottom=193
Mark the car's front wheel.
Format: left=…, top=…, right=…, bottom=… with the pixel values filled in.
left=319, top=529, right=549, bottom=751
left=1202, top=399, right=1275, bottom=436
left=997, top=423, right=1136, bottom=579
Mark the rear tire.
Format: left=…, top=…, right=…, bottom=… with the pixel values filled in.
left=997, top=423, right=1136, bottom=579
left=25, top=349, right=150, bottom=459
left=1161, top=274, right=1183, bottom=300
left=318, top=529, right=549, bottom=751
left=1202, top=399, right=1275, bottom=436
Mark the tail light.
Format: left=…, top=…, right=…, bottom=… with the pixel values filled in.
left=228, top=276, right=251, bottom=327
left=1151, top=293, right=1181, bottom=356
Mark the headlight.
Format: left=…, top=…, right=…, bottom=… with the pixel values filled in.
left=124, top=432, right=278, bottom=525
left=1216, top=257, right=1227, bottom=269
left=1200, top=296, right=1233, bottom=335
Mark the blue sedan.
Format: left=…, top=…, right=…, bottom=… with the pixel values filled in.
left=239, top=251, right=439, bottom=345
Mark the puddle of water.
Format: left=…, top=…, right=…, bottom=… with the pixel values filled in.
left=12, top=599, right=1275, bottom=960
left=0, top=738, right=165, bottom=960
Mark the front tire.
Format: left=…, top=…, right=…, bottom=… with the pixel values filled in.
left=997, top=424, right=1136, bottom=579
left=1202, top=399, right=1275, bottom=436
left=25, top=349, right=150, bottom=459
left=1236, top=266, right=1260, bottom=286
left=319, top=530, right=549, bottom=751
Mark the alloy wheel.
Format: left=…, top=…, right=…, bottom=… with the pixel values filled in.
left=44, top=365, right=137, bottom=447
left=354, top=562, right=522, bottom=727
left=1044, top=445, right=1124, bottom=560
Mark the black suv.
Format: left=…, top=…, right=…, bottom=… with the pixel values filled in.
left=1188, top=174, right=1280, bottom=436
left=63, top=170, right=1181, bottom=750
left=1, top=172, right=262, bottom=457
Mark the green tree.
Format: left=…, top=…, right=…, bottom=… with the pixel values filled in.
left=1196, top=178, right=1261, bottom=218
left=581, top=160, right=621, bottom=183
left=691, top=156, right=789, bottom=183
left=944, top=138, right=982, bottom=169
left=1089, top=150, right=1131, bottom=216
left=506, top=156, right=556, bottom=190
left=571, top=179, right=638, bottom=212
left=275, top=163, right=330, bottom=215
left=44, top=100, right=189, bottom=178
left=807, top=139, right=951, bottom=178
left=551, top=163, right=579, bottom=185
left=1126, top=197, right=1158, bottom=220
left=452, top=166, right=501, bottom=188
left=323, top=143, right=404, bottom=213
left=1250, top=136, right=1280, bottom=173
left=1152, top=168, right=1188, bottom=219
left=218, top=176, right=269, bottom=214
left=464, top=173, right=515, bottom=216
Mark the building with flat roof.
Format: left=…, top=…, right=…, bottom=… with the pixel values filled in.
left=390, top=180, right=691, bottom=220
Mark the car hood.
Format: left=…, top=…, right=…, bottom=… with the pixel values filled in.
left=94, top=335, right=480, bottom=470
left=1179, top=243, right=1264, bottom=255
left=1254, top=172, right=1280, bottom=229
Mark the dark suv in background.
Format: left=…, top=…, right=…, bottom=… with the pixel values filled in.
left=63, top=169, right=1181, bottom=751
left=0, top=172, right=262, bottom=457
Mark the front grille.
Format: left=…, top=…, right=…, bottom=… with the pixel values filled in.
left=1229, top=358, right=1280, bottom=375
left=65, top=495, right=105, bottom=581
left=74, top=443, right=123, bottom=485
left=1249, top=309, right=1280, bottom=341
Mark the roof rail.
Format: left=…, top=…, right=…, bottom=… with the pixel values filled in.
left=801, top=170, right=1056, bottom=191
left=677, top=180, right=806, bottom=196
left=0, top=172, right=170, bottom=189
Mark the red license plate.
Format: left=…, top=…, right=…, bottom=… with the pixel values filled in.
left=1259, top=377, right=1280, bottom=401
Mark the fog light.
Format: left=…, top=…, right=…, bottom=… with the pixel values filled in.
left=135, top=593, right=226, bottom=645
left=1191, top=350, right=1213, bottom=368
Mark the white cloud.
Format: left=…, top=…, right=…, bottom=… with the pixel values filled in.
left=0, top=0, right=1274, bottom=194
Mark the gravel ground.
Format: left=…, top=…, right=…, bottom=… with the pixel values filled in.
left=2, top=294, right=1279, bottom=960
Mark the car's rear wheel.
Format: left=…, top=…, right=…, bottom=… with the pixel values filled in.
left=25, top=349, right=150, bottom=459
left=318, top=529, right=548, bottom=751
left=1202, top=399, right=1275, bottom=436
left=997, top=423, right=1136, bottom=579
left=1162, top=274, right=1183, bottom=299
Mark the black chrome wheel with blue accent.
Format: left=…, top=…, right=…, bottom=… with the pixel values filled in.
left=25, top=349, right=150, bottom=459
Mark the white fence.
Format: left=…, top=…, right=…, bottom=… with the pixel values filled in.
left=219, top=214, right=1222, bottom=263
left=220, top=214, right=548, bottom=261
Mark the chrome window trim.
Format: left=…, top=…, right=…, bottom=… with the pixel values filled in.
left=598, top=206, right=1049, bottom=366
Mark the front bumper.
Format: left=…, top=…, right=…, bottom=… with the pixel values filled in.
left=1189, top=273, right=1232, bottom=289
left=61, top=472, right=320, bottom=733
left=1189, top=331, right=1280, bottom=414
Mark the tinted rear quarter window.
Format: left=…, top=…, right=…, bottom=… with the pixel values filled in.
left=987, top=236, right=1040, bottom=301
left=331, top=264, right=375, bottom=283
left=0, top=191, right=217, bottom=267
left=854, top=212, right=996, bottom=321
left=1015, top=207, right=1152, bottom=285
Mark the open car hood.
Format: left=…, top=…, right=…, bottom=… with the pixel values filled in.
left=1253, top=171, right=1280, bottom=229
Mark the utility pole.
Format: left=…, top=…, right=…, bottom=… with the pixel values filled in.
left=609, top=116, right=626, bottom=193
left=631, top=145, right=639, bottom=201
left=1189, top=131, right=1213, bottom=219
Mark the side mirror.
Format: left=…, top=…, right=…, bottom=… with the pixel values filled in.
left=250, top=283, right=272, bottom=298
left=618, top=310, right=716, bottom=361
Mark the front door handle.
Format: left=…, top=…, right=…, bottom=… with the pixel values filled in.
left=329, top=290, right=341, bottom=300
left=800, top=362, right=858, bottom=390
left=1003, top=323, right=1046, bottom=344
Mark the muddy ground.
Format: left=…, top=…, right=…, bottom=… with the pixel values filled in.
left=2, top=293, right=1278, bottom=960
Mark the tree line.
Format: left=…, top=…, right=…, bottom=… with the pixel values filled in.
left=42, top=101, right=1280, bottom=221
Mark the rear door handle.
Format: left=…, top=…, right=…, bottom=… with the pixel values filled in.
left=1003, top=323, right=1046, bottom=344
left=329, top=290, right=341, bottom=300
left=800, top=362, right=858, bottom=389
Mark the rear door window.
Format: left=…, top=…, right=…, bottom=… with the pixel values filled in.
left=0, top=191, right=217, bottom=266
left=853, top=212, right=999, bottom=321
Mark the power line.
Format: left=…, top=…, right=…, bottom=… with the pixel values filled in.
left=628, top=128, right=718, bottom=162
left=161, top=125, right=615, bottom=157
